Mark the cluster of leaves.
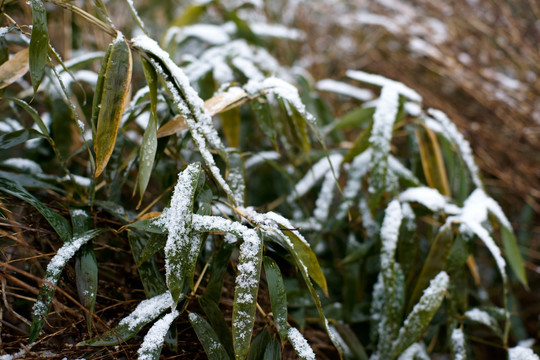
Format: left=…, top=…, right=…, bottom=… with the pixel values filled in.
left=0, top=1, right=534, bottom=359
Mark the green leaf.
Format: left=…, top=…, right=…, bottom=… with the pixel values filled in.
left=281, top=229, right=328, bottom=296
left=0, top=176, right=71, bottom=242
left=199, top=296, right=235, bottom=359
left=221, top=107, right=241, bottom=148
left=263, top=336, right=282, bottom=360
left=93, top=35, right=132, bottom=178
left=205, top=243, right=234, bottom=302
left=500, top=222, right=527, bottom=287
left=334, top=106, right=375, bottom=130
left=0, top=129, right=46, bottom=150
left=263, top=257, right=288, bottom=341
left=136, top=56, right=159, bottom=206
left=189, top=312, right=231, bottom=360
left=251, top=97, right=277, bottom=148
left=137, top=233, right=167, bottom=265
left=332, top=323, right=369, bottom=360
left=70, top=207, right=98, bottom=334
left=232, top=230, right=264, bottom=360
left=6, top=97, right=51, bottom=138
left=30, top=228, right=106, bottom=342
left=29, top=0, right=49, bottom=93
left=138, top=310, right=179, bottom=360
left=128, top=232, right=167, bottom=297
left=0, top=171, right=63, bottom=193
left=247, top=327, right=271, bottom=360
left=84, top=291, right=175, bottom=346
left=390, top=272, right=449, bottom=358
left=408, top=224, right=454, bottom=312
left=172, top=1, right=212, bottom=27
left=343, top=119, right=373, bottom=163
left=129, top=218, right=165, bottom=234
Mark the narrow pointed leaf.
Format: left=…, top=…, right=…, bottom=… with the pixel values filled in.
left=263, top=336, right=282, bottom=360
left=232, top=230, right=263, bottom=360
left=408, top=224, right=454, bottom=312
left=7, top=97, right=51, bottom=138
left=128, top=232, right=167, bottom=297
left=29, top=0, right=49, bottom=93
left=84, top=291, right=175, bottom=346
left=343, top=119, right=373, bottom=163
left=500, top=225, right=527, bottom=287
left=333, top=106, right=375, bottom=130
left=157, top=115, right=188, bottom=138
left=0, top=129, right=46, bottom=150
left=287, top=327, right=316, bottom=360
left=0, top=47, right=30, bottom=89
left=70, top=207, right=98, bottom=334
left=205, top=243, right=234, bottom=302
left=415, top=123, right=450, bottom=196
left=189, top=312, right=231, bottom=360
left=138, top=310, right=179, bottom=360
left=221, top=107, right=241, bottom=148
left=247, top=327, right=271, bottom=360
left=263, top=257, right=288, bottom=341
left=0, top=176, right=71, bottom=242
left=390, top=272, right=449, bottom=358
left=199, top=297, right=234, bottom=359
left=205, top=87, right=248, bottom=116
left=136, top=56, right=159, bottom=205
left=29, top=228, right=106, bottom=342
left=251, top=98, right=277, bottom=148
left=94, top=34, right=132, bottom=178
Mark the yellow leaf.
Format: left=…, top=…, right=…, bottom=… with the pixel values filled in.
left=0, top=48, right=30, bottom=89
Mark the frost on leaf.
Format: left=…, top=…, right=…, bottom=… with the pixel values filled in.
left=398, top=186, right=449, bottom=213
left=288, top=327, right=316, bottom=360
left=119, top=292, right=174, bottom=331
left=137, top=310, right=179, bottom=360
left=451, top=328, right=467, bottom=360
left=154, top=163, right=201, bottom=299
left=396, top=342, right=430, bottom=360
left=391, top=272, right=449, bottom=357
left=508, top=346, right=540, bottom=360
left=289, top=153, right=343, bottom=201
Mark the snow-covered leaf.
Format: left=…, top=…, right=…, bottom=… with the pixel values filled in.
left=287, top=327, right=316, bottom=360
left=189, top=312, right=231, bottom=360
left=138, top=310, right=179, bottom=360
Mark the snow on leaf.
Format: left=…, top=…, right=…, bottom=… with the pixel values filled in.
left=287, top=327, right=316, bottom=360
left=464, top=308, right=501, bottom=335
left=399, top=186, right=448, bottom=212
left=313, top=154, right=343, bottom=222
left=380, top=199, right=402, bottom=273
left=288, top=153, right=343, bottom=201
left=316, top=79, right=373, bottom=101
left=391, top=272, right=449, bottom=358
left=346, top=70, right=422, bottom=102
left=396, top=342, right=430, bottom=360
left=137, top=310, right=179, bottom=360
left=451, top=328, right=467, bottom=360
left=508, top=346, right=540, bottom=360
left=119, top=292, right=174, bottom=331
left=427, top=109, right=482, bottom=188
left=154, top=163, right=201, bottom=300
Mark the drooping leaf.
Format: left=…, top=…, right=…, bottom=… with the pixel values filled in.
left=93, top=34, right=132, bottom=178
left=84, top=291, right=175, bottom=346
left=263, top=256, right=288, bottom=342
left=205, top=243, right=234, bottom=302
left=334, top=106, right=375, bottom=130
left=137, top=310, right=179, bottom=360
left=189, top=312, right=231, bottom=360
left=70, top=207, right=98, bottom=334
left=7, top=97, right=51, bottom=138
left=136, top=56, right=159, bottom=206
left=232, top=230, right=264, bottom=360
left=0, top=129, right=46, bottom=150
left=199, top=296, right=235, bottom=359
left=128, top=232, right=167, bottom=297
left=157, top=115, right=188, bottom=138
left=390, top=272, right=449, bottom=358
left=29, top=0, right=49, bottom=93
left=287, top=327, right=316, bottom=360
left=499, top=220, right=527, bottom=287
left=0, top=176, right=71, bottom=242
left=29, top=228, right=106, bottom=342
left=0, top=47, right=30, bottom=89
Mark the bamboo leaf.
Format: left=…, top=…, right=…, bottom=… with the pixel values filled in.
left=0, top=129, right=46, bottom=150
left=221, top=107, right=241, bottom=148
left=70, top=207, right=98, bottom=334
left=500, top=225, right=527, bottom=287
left=154, top=162, right=201, bottom=302
left=263, top=336, right=282, bottom=360
left=83, top=291, right=175, bottom=346
left=136, top=56, right=159, bottom=206
left=30, top=228, right=106, bottom=342
left=390, top=272, right=449, bottom=358
left=0, top=47, right=30, bottom=89
left=94, top=35, right=132, bottom=178
left=251, top=97, right=277, bottom=148
left=189, top=312, right=231, bottom=360
left=29, top=0, right=49, bottom=93
left=172, top=1, right=212, bottom=27
left=137, top=310, right=179, bottom=360
left=343, top=119, right=373, bottom=163
left=415, top=123, right=450, bottom=196
left=205, top=243, right=234, bottom=302
left=199, top=296, right=235, bottom=359
left=232, top=230, right=263, bottom=360
left=247, top=327, right=271, bottom=360
left=137, top=233, right=167, bottom=265
left=130, top=218, right=165, bottom=234
left=334, top=106, right=375, bottom=130
left=263, top=256, right=288, bottom=342
left=6, top=97, right=51, bottom=138
left=408, top=224, right=454, bottom=312
left=128, top=232, right=167, bottom=297
left=0, top=176, right=71, bottom=242
left=205, top=87, right=248, bottom=116
left=287, top=327, right=316, bottom=360
left=157, top=115, right=188, bottom=138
